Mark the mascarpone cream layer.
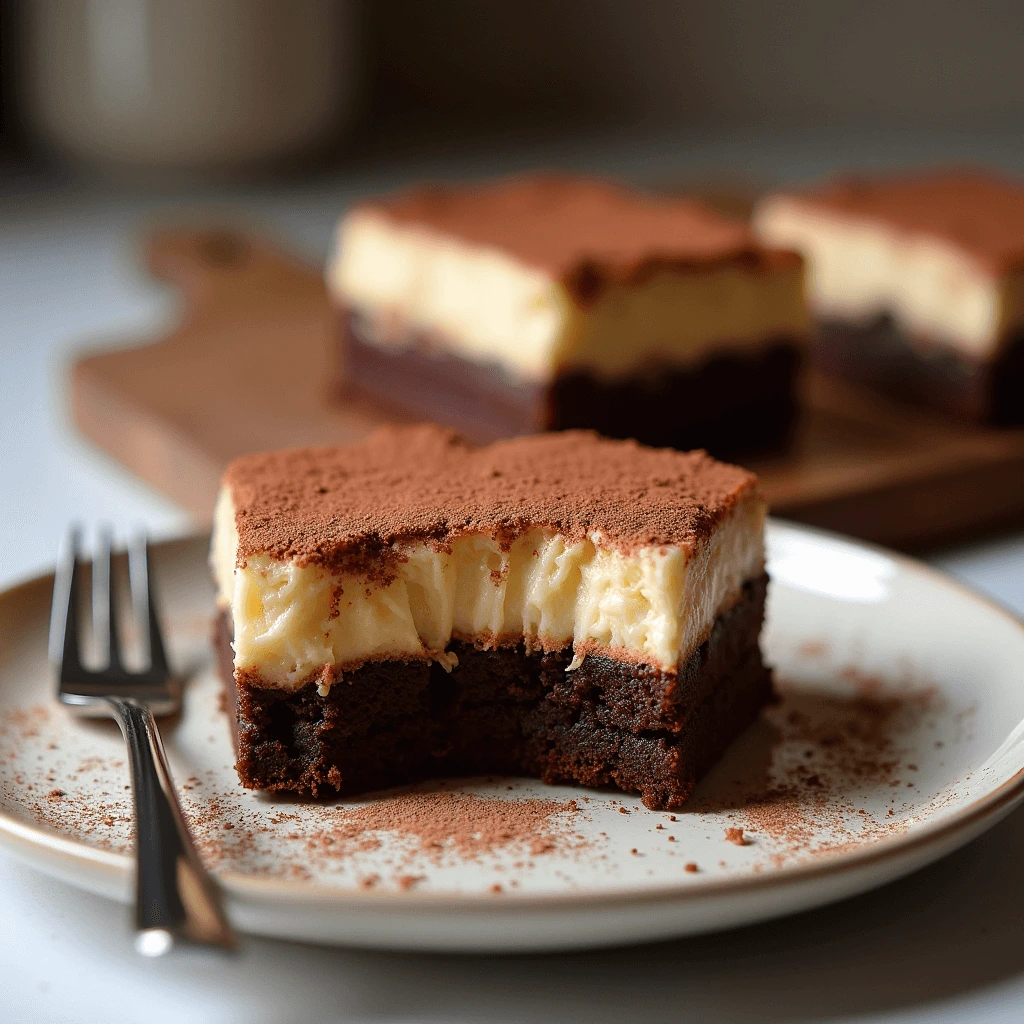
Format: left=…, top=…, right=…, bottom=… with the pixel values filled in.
left=753, top=196, right=1024, bottom=359
left=211, top=487, right=765, bottom=691
left=328, top=210, right=807, bottom=383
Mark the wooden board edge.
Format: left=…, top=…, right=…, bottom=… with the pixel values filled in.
left=71, top=357, right=221, bottom=524
left=778, top=454, right=1024, bottom=550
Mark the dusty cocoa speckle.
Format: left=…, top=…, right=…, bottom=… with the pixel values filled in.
left=397, top=874, right=424, bottom=891
left=0, top=650, right=963, bottom=899
left=687, top=673, right=950, bottom=870
left=176, top=783, right=590, bottom=889
left=789, top=171, right=1024, bottom=278
left=796, top=640, right=830, bottom=659
left=226, top=425, right=758, bottom=576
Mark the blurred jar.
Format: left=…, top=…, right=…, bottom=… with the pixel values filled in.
left=21, top=0, right=360, bottom=176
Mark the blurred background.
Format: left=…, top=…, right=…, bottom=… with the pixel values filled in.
left=1, top=0, right=1023, bottom=580
left=5, top=1, right=1024, bottom=174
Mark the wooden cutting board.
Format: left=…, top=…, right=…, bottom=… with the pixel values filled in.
left=71, top=227, right=1024, bottom=550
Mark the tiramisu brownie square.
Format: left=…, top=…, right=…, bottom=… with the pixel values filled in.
left=753, top=169, right=1024, bottom=424
left=211, top=425, right=771, bottom=810
left=327, top=175, right=808, bottom=456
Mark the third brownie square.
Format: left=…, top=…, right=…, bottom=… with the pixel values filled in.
left=754, top=168, right=1024, bottom=425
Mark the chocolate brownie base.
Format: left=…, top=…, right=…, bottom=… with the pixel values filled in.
left=339, top=311, right=800, bottom=457
left=817, top=316, right=1024, bottom=425
left=215, top=574, right=772, bottom=810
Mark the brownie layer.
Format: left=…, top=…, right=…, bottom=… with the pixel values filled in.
left=340, top=312, right=801, bottom=456
left=817, top=316, right=1024, bottom=425
left=215, top=573, right=771, bottom=811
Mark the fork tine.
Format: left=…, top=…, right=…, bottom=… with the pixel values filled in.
left=50, top=525, right=84, bottom=674
left=128, top=532, right=149, bottom=667
left=132, top=534, right=169, bottom=677
left=94, top=525, right=122, bottom=673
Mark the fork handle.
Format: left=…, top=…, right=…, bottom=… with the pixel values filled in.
left=109, top=697, right=236, bottom=953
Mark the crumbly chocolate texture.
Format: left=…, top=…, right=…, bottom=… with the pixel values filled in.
left=788, top=169, right=1024, bottom=275
left=342, top=310, right=801, bottom=456
left=353, top=175, right=800, bottom=305
left=225, top=425, right=758, bottom=575
left=216, top=575, right=772, bottom=810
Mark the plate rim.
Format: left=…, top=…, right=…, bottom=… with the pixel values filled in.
left=1, top=520, right=1023, bottom=913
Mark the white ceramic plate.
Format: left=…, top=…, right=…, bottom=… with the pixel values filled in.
left=1, top=521, right=1023, bottom=953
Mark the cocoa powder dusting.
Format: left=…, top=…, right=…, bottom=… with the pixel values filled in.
left=362, top=175, right=796, bottom=303
left=0, top=705, right=134, bottom=854
left=306, top=790, right=579, bottom=864
left=689, top=673, right=948, bottom=867
left=225, top=425, right=758, bottom=574
left=788, top=169, right=1024, bottom=275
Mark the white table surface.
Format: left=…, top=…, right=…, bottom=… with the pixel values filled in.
left=2, top=131, right=1024, bottom=1024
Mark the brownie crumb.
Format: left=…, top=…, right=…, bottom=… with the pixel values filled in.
left=684, top=862, right=699, bottom=873
left=725, top=827, right=750, bottom=846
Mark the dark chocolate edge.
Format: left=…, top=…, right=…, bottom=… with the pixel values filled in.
left=338, top=309, right=802, bottom=456
left=816, top=315, right=1024, bottom=425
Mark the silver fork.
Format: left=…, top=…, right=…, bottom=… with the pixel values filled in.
left=50, top=526, right=236, bottom=955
